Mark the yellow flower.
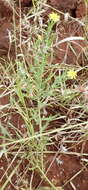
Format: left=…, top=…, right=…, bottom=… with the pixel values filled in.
left=49, top=12, right=60, bottom=22
left=37, top=34, right=43, bottom=41
left=67, top=69, right=77, bottom=79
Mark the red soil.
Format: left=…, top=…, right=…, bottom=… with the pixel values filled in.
left=0, top=0, right=88, bottom=190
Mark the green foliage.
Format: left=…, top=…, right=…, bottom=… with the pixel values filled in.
left=84, top=0, right=88, bottom=3
left=0, top=0, right=88, bottom=189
